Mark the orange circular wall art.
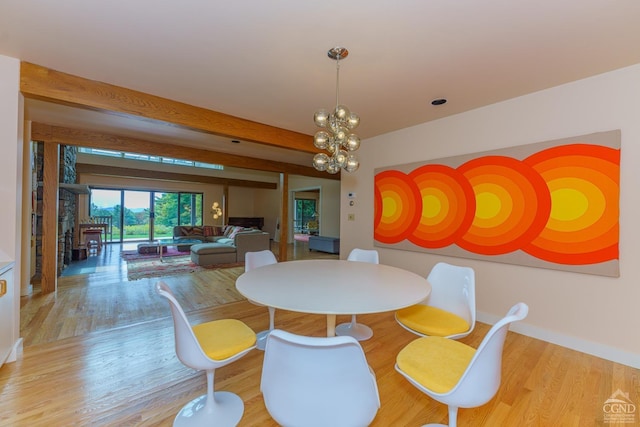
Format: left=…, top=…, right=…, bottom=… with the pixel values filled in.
left=522, top=144, right=619, bottom=265
left=373, top=143, right=620, bottom=267
left=374, top=170, right=422, bottom=244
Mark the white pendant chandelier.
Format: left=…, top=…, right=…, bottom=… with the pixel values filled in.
left=312, top=47, right=360, bottom=174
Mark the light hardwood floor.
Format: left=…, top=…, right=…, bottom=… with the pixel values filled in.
left=2, top=242, right=639, bottom=426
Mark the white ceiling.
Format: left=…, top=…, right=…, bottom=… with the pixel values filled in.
left=1, top=0, right=640, bottom=167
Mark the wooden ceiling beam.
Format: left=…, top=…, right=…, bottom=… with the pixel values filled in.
left=31, top=123, right=338, bottom=180
left=20, top=62, right=316, bottom=154
left=75, top=163, right=277, bottom=189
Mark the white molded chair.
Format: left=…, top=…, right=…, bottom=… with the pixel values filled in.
left=156, top=282, right=256, bottom=427
left=396, top=262, right=476, bottom=339
left=335, top=248, right=380, bottom=341
left=261, top=329, right=380, bottom=427
left=395, top=302, right=528, bottom=427
left=244, top=250, right=278, bottom=350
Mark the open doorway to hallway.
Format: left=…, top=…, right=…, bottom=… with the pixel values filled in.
left=292, top=187, right=320, bottom=237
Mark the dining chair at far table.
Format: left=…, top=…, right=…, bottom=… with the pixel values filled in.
left=395, top=302, right=529, bottom=427
left=155, top=281, right=257, bottom=427
left=92, top=215, right=113, bottom=242
left=261, top=329, right=381, bottom=427
left=244, top=250, right=279, bottom=350
left=395, top=262, right=476, bottom=340
left=334, top=248, right=380, bottom=341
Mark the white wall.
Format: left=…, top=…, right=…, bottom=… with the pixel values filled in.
left=254, top=187, right=280, bottom=239
left=341, top=63, right=640, bottom=368
left=0, top=54, right=22, bottom=362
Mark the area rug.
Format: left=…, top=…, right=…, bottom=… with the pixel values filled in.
left=294, top=233, right=310, bottom=243
left=126, top=255, right=244, bottom=281
left=121, top=248, right=189, bottom=261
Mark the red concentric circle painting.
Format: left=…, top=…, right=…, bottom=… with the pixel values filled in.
left=373, top=131, right=620, bottom=276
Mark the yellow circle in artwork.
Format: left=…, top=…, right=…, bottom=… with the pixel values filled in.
left=550, top=188, right=588, bottom=221
left=382, top=195, right=398, bottom=219
left=475, top=191, right=502, bottom=220
left=546, top=177, right=605, bottom=232
left=422, top=194, right=442, bottom=219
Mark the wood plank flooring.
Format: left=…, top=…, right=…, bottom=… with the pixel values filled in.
left=2, top=242, right=639, bottom=426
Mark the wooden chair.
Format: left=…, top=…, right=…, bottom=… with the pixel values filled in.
left=92, top=215, right=113, bottom=243
left=83, top=229, right=102, bottom=253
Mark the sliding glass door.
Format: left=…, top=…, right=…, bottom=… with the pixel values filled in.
left=90, top=189, right=203, bottom=243
left=153, top=192, right=178, bottom=239
left=89, top=189, right=121, bottom=242
left=123, top=190, right=151, bottom=241
left=179, top=193, right=203, bottom=226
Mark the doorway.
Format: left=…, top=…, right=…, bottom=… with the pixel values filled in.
left=292, top=188, right=320, bottom=237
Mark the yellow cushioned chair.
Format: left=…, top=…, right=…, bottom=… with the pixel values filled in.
left=156, top=281, right=256, bottom=427
left=396, top=302, right=528, bottom=427
left=396, top=262, right=476, bottom=339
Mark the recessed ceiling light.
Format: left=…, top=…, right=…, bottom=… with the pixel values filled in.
left=431, top=98, right=447, bottom=106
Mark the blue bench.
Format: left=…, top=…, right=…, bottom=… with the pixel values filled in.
left=308, top=236, right=340, bottom=254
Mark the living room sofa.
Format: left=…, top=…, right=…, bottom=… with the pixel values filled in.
left=174, top=225, right=270, bottom=265
left=173, top=225, right=224, bottom=243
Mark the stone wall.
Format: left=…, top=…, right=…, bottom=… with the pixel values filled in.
left=34, top=143, right=77, bottom=278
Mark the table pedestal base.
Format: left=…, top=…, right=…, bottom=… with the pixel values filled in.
left=326, top=314, right=336, bottom=337
left=335, top=321, right=373, bottom=341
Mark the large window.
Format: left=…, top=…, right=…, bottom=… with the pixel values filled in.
left=79, top=147, right=224, bottom=170
left=90, top=189, right=203, bottom=242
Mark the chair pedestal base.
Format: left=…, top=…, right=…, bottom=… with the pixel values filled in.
left=256, top=329, right=272, bottom=351
left=335, top=322, right=373, bottom=341
left=422, top=403, right=457, bottom=427
left=173, top=391, right=244, bottom=427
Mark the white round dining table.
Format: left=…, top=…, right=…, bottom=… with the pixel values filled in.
left=236, top=259, right=431, bottom=337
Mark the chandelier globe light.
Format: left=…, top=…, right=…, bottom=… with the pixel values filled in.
left=312, top=47, right=360, bottom=174
left=211, top=201, right=222, bottom=220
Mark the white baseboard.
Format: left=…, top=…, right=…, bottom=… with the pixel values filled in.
left=476, top=312, right=640, bottom=369
left=20, top=283, right=33, bottom=296
left=5, top=337, right=23, bottom=363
